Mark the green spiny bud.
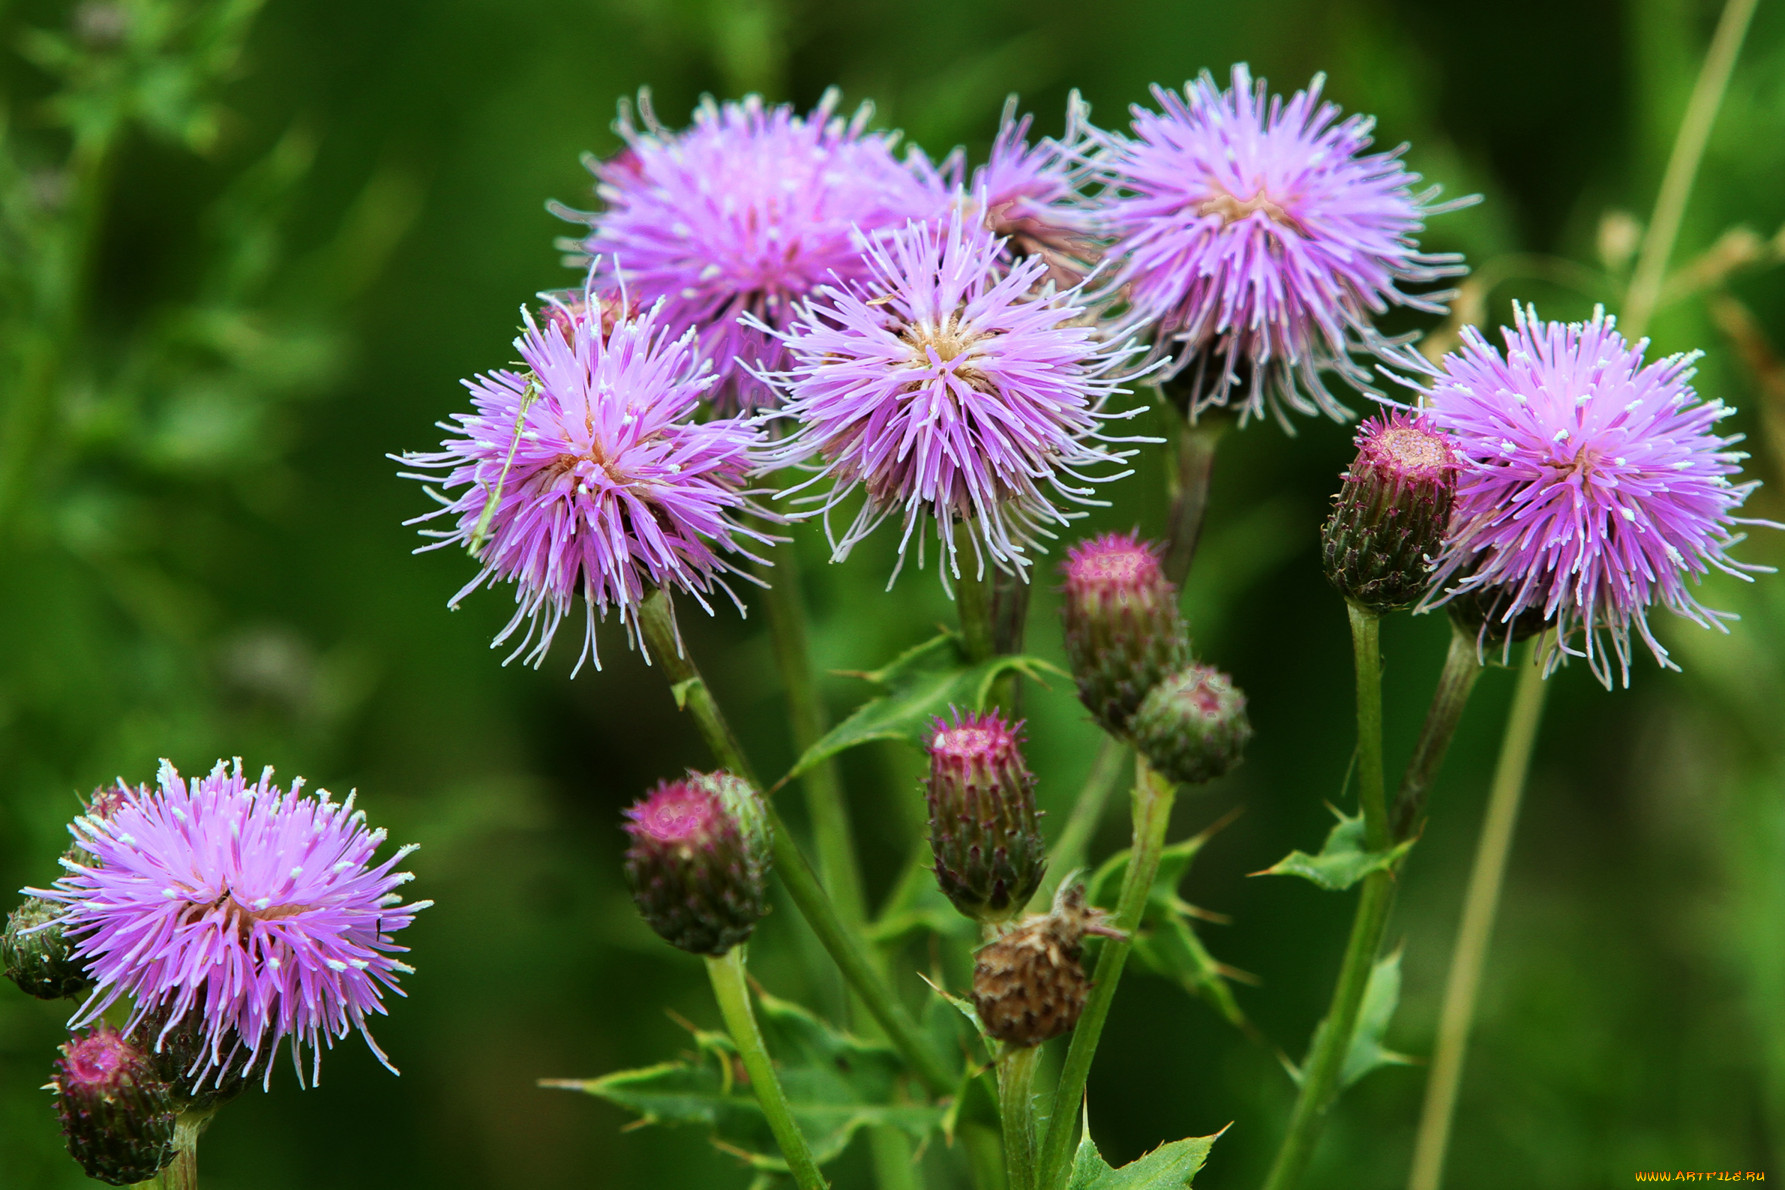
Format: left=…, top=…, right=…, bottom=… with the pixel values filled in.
left=3, top=897, right=91, bottom=1000
left=52, top=1026, right=176, bottom=1185
left=1060, top=532, right=1192, bottom=734
left=924, top=709, right=1046, bottom=923
left=622, top=771, right=770, bottom=956
left=1321, top=412, right=1459, bottom=614
left=1131, top=664, right=1252, bottom=785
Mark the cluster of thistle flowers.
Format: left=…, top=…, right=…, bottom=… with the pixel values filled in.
left=2, top=762, right=426, bottom=1185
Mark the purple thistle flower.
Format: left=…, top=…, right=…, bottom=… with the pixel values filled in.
left=758, top=208, right=1148, bottom=587
left=399, top=290, right=775, bottom=672
left=28, top=760, right=428, bottom=1089
left=1422, top=305, right=1776, bottom=687
left=1096, top=64, right=1467, bottom=427
left=964, top=96, right=1104, bottom=288
left=560, top=90, right=947, bottom=411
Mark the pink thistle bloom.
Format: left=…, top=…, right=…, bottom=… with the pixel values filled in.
left=962, top=96, right=1105, bottom=288
left=560, top=90, right=946, bottom=411
left=756, top=209, right=1149, bottom=587
left=1423, top=305, right=1776, bottom=687
left=399, top=290, right=775, bottom=673
left=1096, top=64, right=1468, bottom=427
left=28, top=760, right=429, bottom=1089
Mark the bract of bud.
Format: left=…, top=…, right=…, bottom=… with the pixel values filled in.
left=52, top=1027, right=176, bottom=1186
left=924, top=710, right=1046, bottom=923
left=1321, top=412, right=1458, bottom=614
left=1131, top=663, right=1252, bottom=786
left=141, top=1008, right=270, bottom=1112
left=1060, top=532, right=1191, bottom=734
left=1446, top=579, right=1555, bottom=659
left=623, top=771, right=770, bottom=956
left=972, top=884, right=1123, bottom=1047
left=3, top=897, right=91, bottom=1000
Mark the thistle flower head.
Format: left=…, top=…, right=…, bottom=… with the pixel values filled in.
left=1130, top=664, right=1252, bottom=785
left=566, top=90, right=945, bottom=410
left=399, top=290, right=775, bottom=673
left=622, top=772, right=770, bottom=956
left=923, top=709, right=1046, bottom=923
left=971, top=883, right=1122, bottom=1047
left=28, top=760, right=428, bottom=1090
left=1322, top=411, right=1459, bottom=612
left=53, top=1026, right=176, bottom=1186
left=1059, top=532, right=1191, bottom=733
left=1097, top=63, right=1466, bottom=426
left=760, top=207, right=1147, bottom=587
left=965, top=96, right=1104, bottom=287
left=1422, top=305, right=1775, bottom=686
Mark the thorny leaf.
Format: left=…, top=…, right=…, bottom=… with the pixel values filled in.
left=1065, top=1128, right=1223, bottom=1189
left=1254, top=805, right=1414, bottom=892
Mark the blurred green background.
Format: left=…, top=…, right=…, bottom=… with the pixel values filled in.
left=1, top=0, right=1783, bottom=1186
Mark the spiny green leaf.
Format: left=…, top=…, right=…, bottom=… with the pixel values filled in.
left=1340, top=949, right=1417, bottom=1088
left=1066, top=1129, right=1222, bottom=1189
left=545, top=994, right=947, bottom=1169
left=780, top=631, right=1064, bottom=784
left=1086, top=813, right=1251, bottom=1029
left=1254, top=805, right=1414, bottom=891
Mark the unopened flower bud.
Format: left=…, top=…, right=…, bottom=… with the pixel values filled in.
left=3, top=897, right=91, bottom=1000
left=1060, top=533, right=1191, bottom=734
left=924, top=710, right=1046, bottom=923
left=1321, top=412, right=1458, bottom=613
left=1131, top=664, right=1251, bottom=785
left=52, top=1027, right=176, bottom=1186
left=623, top=772, right=770, bottom=956
left=972, top=884, right=1123, bottom=1047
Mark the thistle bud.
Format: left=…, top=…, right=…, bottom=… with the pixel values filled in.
left=1321, top=412, right=1458, bottom=613
left=52, top=1027, right=176, bottom=1186
left=972, top=884, right=1123, bottom=1047
left=1131, top=664, right=1251, bottom=786
left=3, top=896, right=91, bottom=1000
left=623, top=771, right=770, bottom=956
left=1060, top=533, right=1192, bottom=734
left=924, top=710, right=1046, bottom=923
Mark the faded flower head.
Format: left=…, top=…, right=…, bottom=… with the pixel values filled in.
left=972, top=883, right=1122, bottom=1047
left=622, top=772, right=770, bottom=956
left=399, top=290, right=774, bottom=672
left=564, top=90, right=945, bottom=410
left=1097, top=63, right=1466, bottom=426
left=924, top=709, right=1046, bottom=923
left=1321, top=410, right=1459, bottom=613
left=1423, top=305, right=1773, bottom=686
left=28, top=760, right=428, bottom=1089
left=760, top=207, right=1147, bottom=587
left=1059, top=531, right=1191, bottom=734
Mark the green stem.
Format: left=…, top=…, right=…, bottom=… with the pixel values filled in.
left=131, top=1113, right=204, bottom=1190
left=636, top=588, right=956, bottom=1097
left=998, top=1044, right=1044, bottom=1190
left=707, top=948, right=829, bottom=1190
left=868, top=1125, right=924, bottom=1190
left=1621, top=0, right=1760, bottom=339
left=1392, top=625, right=1485, bottom=841
left=1161, top=410, right=1228, bottom=589
left=756, top=544, right=868, bottom=932
left=1405, top=651, right=1549, bottom=1190
left=1030, top=736, right=1129, bottom=912
left=1036, top=755, right=1176, bottom=1190
left=956, top=563, right=997, bottom=665
left=1258, top=603, right=1391, bottom=1190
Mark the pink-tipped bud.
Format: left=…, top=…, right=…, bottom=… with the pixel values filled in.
left=1131, top=664, right=1252, bottom=785
left=925, top=710, right=1046, bottom=923
left=623, top=772, right=770, bottom=956
left=972, top=883, right=1123, bottom=1047
left=52, top=1027, right=176, bottom=1185
left=1059, top=533, right=1192, bottom=734
left=1321, top=412, right=1459, bottom=614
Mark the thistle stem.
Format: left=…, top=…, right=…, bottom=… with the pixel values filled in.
left=998, top=1044, right=1044, bottom=1190
left=132, top=1113, right=205, bottom=1190
left=1162, top=411, right=1228, bottom=588
left=1035, top=754, right=1177, bottom=1190
left=1405, top=651, right=1549, bottom=1190
left=636, top=588, right=956, bottom=1097
left=1621, top=0, right=1759, bottom=339
left=1392, top=625, right=1485, bottom=841
left=1030, top=736, right=1129, bottom=912
left=756, top=544, right=869, bottom=932
left=956, top=563, right=998, bottom=664
left=1258, top=603, right=1392, bottom=1190
left=707, top=948, right=829, bottom=1190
